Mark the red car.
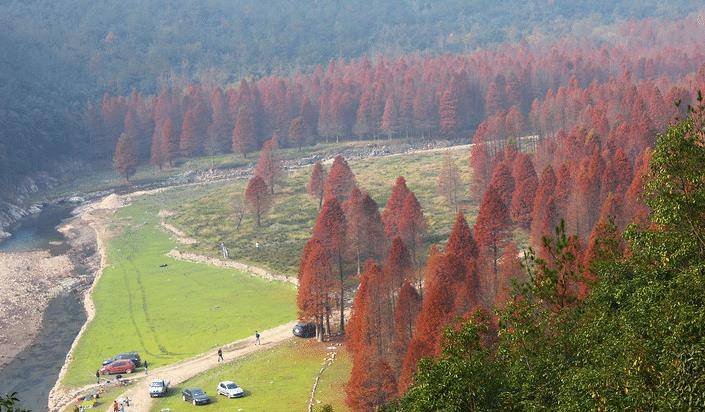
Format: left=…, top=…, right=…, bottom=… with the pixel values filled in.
left=100, top=359, right=135, bottom=375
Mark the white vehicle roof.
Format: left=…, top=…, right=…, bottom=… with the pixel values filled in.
left=219, top=380, right=235, bottom=385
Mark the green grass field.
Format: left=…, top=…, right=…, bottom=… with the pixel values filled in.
left=61, top=188, right=297, bottom=388
left=171, top=149, right=474, bottom=275
left=151, top=338, right=352, bottom=412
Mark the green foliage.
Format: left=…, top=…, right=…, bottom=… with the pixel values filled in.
left=386, top=313, right=501, bottom=412
left=393, top=106, right=705, bottom=409
left=0, top=393, right=29, bottom=412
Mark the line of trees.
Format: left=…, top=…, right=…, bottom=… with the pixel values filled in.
left=101, top=14, right=705, bottom=181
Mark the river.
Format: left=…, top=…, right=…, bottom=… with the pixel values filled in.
left=0, top=204, right=87, bottom=411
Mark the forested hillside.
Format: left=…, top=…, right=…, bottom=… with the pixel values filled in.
left=0, top=1, right=703, bottom=186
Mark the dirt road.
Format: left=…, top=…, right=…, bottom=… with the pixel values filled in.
left=106, top=321, right=297, bottom=411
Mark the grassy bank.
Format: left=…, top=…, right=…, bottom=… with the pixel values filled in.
left=45, top=140, right=417, bottom=200
left=170, top=149, right=474, bottom=275
left=151, top=338, right=352, bottom=412
left=61, top=187, right=297, bottom=388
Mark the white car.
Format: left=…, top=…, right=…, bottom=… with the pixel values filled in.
left=216, top=381, right=245, bottom=398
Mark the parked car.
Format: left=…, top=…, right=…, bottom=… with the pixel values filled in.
left=100, top=359, right=135, bottom=375
left=102, top=352, right=142, bottom=367
left=149, top=379, right=170, bottom=397
left=216, top=381, right=245, bottom=398
left=182, top=388, right=210, bottom=405
left=293, top=322, right=316, bottom=338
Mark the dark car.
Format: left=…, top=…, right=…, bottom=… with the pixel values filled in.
left=103, top=352, right=142, bottom=367
left=99, top=359, right=135, bottom=375
left=293, top=322, right=316, bottom=338
left=182, top=388, right=210, bottom=405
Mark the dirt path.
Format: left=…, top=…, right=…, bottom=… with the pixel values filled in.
left=167, top=249, right=298, bottom=286
left=106, top=321, right=297, bottom=412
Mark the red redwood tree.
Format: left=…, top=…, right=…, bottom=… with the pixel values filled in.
left=323, top=155, right=356, bottom=202
left=384, top=237, right=413, bottom=297
left=179, top=103, right=207, bottom=157
left=232, top=105, right=257, bottom=158
left=345, top=187, right=385, bottom=275
left=206, top=87, right=231, bottom=155
left=495, top=241, right=523, bottom=307
left=346, top=262, right=398, bottom=411
left=312, top=198, right=348, bottom=333
left=114, top=132, right=139, bottom=182
left=391, top=281, right=421, bottom=373
left=510, top=154, right=538, bottom=228
left=307, top=162, right=327, bottom=209
left=159, top=119, right=179, bottom=168
left=530, top=165, right=557, bottom=245
left=297, top=239, right=334, bottom=340
left=254, top=138, right=283, bottom=194
left=398, top=248, right=460, bottom=393
left=381, top=95, right=399, bottom=140
left=244, top=175, right=272, bottom=227
left=488, top=161, right=515, bottom=208
left=289, top=116, right=306, bottom=150
left=382, top=176, right=412, bottom=240
left=474, top=187, right=512, bottom=289
left=398, top=191, right=427, bottom=269
left=437, top=152, right=462, bottom=212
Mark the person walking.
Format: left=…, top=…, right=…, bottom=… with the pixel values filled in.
left=217, top=348, right=224, bottom=362
left=119, top=401, right=125, bottom=412
left=255, top=330, right=261, bottom=345
left=143, top=360, right=148, bottom=375
left=95, top=370, right=100, bottom=384
left=112, top=400, right=119, bottom=412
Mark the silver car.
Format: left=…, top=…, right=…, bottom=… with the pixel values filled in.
left=216, top=381, right=245, bottom=398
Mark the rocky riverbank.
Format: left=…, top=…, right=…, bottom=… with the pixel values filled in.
left=0, top=207, right=100, bottom=370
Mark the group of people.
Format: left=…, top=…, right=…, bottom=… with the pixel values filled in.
left=217, top=331, right=261, bottom=362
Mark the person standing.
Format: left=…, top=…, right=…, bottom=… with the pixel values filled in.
left=95, top=370, right=100, bottom=384
left=217, top=348, right=224, bottom=362
left=255, top=331, right=261, bottom=345
left=144, top=360, right=148, bottom=375
left=112, top=400, right=119, bottom=412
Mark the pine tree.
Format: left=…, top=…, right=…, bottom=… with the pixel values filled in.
left=244, top=175, right=272, bottom=227
left=113, top=132, right=139, bottom=182
left=323, top=155, right=356, bottom=202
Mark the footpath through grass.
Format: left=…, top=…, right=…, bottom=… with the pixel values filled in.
left=171, top=149, right=474, bottom=275
left=151, top=338, right=352, bottom=412
left=62, top=188, right=297, bottom=388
